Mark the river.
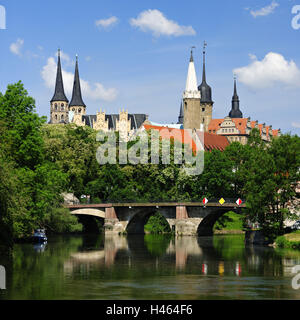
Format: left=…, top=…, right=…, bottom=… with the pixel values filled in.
left=0, top=234, right=300, bottom=300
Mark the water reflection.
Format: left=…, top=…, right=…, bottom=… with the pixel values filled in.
left=1, top=234, right=300, bottom=300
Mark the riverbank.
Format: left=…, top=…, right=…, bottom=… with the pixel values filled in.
left=275, top=231, right=300, bottom=250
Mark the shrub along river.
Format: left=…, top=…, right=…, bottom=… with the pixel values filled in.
left=0, top=234, right=300, bottom=300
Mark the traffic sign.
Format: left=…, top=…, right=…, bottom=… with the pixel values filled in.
left=236, top=198, right=243, bottom=206
left=219, top=198, right=225, bottom=205
left=203, top=198, right=208, bottom=205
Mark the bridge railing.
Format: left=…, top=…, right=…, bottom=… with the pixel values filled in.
left=78, top=198, right=246, bottom=205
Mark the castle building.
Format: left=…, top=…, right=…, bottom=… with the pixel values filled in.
left=180, top=43, right=280, bottom=145
left=49, top=49, right=148, bottom=139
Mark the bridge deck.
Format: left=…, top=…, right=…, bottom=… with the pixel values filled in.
left=65, top=202, right=246, bottom=209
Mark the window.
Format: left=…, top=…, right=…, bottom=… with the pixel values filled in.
left=55, top=115, right=57, bottom=120
left=202, top=108, right=205, bottom=112
left=79, top=108, right=82, bottom=113
left=55, top=104, right=57, bottom=111
left=61, top=115, right=64, bottom=120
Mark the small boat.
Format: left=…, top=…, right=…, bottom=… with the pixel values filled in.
left=32, top=229, right=47, bottom=243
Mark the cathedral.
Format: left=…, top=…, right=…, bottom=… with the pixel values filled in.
left=176, top=44, right=280, bottom=145
left=49, top=49, right=148, bottom=140
left=49, top=46, right=280, bottom=146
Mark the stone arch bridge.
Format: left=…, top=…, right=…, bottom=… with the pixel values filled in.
left=65, top=201, right=245, bottom=236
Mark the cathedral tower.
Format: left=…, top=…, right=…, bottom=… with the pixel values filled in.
left=69, top=55, right=86, bottom=116
left=229, top=77, right=243, bottom=118
left=183, top=48, right=202, bottom=130
left=50, top=49, right=69, bottom=124
left=198, top=42, right=213, bottom=132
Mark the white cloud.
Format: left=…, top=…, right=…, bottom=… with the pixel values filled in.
left=250, top=1, right=279, bottom=18
left=233, top=52, right=300, bottom=89
left=292, top=122, right=300, bottom=129
left=10, top=38, right=24, bottom=56
left=41, top=55, right=118, bottom=102
left=130, top=9, right=196, bottom=37
left=95, top=16, right=118, bottom=29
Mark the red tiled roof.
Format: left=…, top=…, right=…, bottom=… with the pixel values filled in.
left=143, top=124, right=229, bottom=152
left=208, top=118, right=279, bottom=138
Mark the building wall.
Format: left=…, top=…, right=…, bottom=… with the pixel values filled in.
left=50, top=100, right=69, bottom=124
left=183, top=98, right=202, bottom=130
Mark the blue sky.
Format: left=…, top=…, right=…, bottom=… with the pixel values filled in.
left=0, top=0, right=299, bottom=134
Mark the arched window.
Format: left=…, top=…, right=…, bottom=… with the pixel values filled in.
left=55, top=104, right=58, bottom=111
left=61, top=115, right=64, bottom=120
left=55, top=115, right=58, bottom=120
left=78, top=108, right=82, bottom=113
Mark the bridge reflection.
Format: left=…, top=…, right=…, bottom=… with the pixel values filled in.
left=63, top=234, right=286, bottom=278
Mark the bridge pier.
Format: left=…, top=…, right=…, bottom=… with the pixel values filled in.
left=104, top=207, right=126, bottom=235
left=175, top=205, right=203, bottom=236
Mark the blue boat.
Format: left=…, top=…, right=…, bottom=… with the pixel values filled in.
left=32, top=229, right=47, bottom=243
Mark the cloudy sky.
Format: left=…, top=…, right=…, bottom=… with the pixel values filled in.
left=0, top=0, right=299, bottom=134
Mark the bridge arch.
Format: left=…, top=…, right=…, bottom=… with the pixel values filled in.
left=197, top=208, right=234, bottom=236
left=71, top=208, right=106, bottom=219
left=71, top=209, right=106, bottom=233
left=126, top=207, right=174, bottom=234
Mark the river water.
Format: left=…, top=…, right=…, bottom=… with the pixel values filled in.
left=0, top=234, right=300, bottom=300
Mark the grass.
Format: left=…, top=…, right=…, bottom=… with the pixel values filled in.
left=275, top=231, right=300, bottom=250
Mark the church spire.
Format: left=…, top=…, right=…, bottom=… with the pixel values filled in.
left=198, top=41, right=213, bottom=104
left=69, top=55, right=86, bottom=107
left=177, top=101, right=184, bottom=124
left=51, top=49, right=68, bottom=103
left=183, top=47, right=200, bottom=99
left=202, top=41, right=207, bottom=83
left=229, top=76, right=243, bottom=118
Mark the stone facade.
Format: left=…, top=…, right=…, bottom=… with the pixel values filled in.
left=50, top=100, right=69, bottom=124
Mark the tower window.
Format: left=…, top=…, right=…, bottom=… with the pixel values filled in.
left=72, top=108, right=75, bottom=112
left=79, top=108, right=82, bottom=113
left=61, top=115, right=64, bottom=120
left=55, top=115, right=58, bottom=120
left=202, top=108, right=205, bottom=112
left=55, top=104, right=58, bottom=111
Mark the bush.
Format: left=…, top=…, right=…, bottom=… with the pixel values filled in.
left=144, top=212, right=171, bottom=234
left=43, top=208, right=83, bottom=234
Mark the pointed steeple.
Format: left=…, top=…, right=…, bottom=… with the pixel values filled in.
left=183, top=47, right=200, bottom=99
left=229, top=76, right=243, bottom=118
left=177, top=101, right=184, bottom=124
left=51, top=49, right=68, bottom=103
left=69, top=55, right=86, bottom=107
left=198, top=41, right=213, bottom=104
